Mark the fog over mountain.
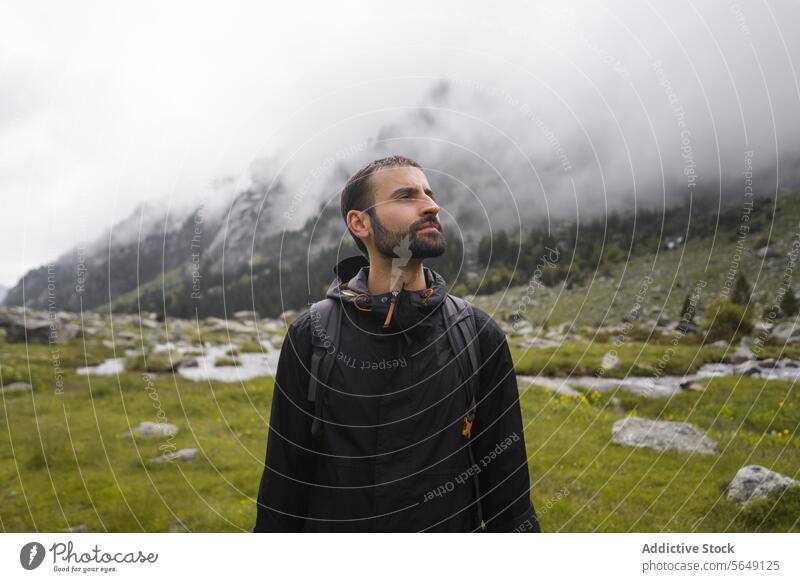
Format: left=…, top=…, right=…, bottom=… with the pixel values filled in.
left=2, top=1, right=799, bottom=315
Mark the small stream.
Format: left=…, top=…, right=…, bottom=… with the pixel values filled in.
left=79, top=345, right=800, bottom=393
left=77, top=357, right=125, bottom=376
left=175, top=341, right=280, bottom=383
left=77, top=340, right=281, bottom=383
left=518, top=358, right=800, bottom=398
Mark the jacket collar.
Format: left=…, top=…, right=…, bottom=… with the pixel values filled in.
left=325, top=256, right=448, bottom=332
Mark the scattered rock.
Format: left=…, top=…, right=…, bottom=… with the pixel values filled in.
left=0, top=311, right=80, bottom=344
left=675, top=321, right=699, bottom=334
left=726, top=465, right=799, bottom=504
left=174, top=355, right=198, bottom=369
left=609, top=396, right=625, bottom=413
left=204, top=318, right=254, bottom=334
left=634, top=362, right=657, bottom=374
left=279, top=309, right=297, bottom=321
left=756, top=246, right=778, bottom=259
left=152, top=342, right=179, bottom=354
left=517, top=375, right=582, bottom=397
left=509, top=322, right=536, bottom=337
left=730, top=343, right=755, bottom=364
left=233, top=310, right=259, bottom=321
left=567, top=376, right=679, bottom=399
left=129, top=422, right=178, bottom=439
left=261, top=320, right=280, bottom=333
left=518, top=337, right=561, bottom=349
left=137, top=318, right=161, bottom=329
left=169, top=319, right=192, bottom=332
left=680, top=381, right=705, bottom=392
left=600, top=352, right=622, bottom=373
left=733, top=361, right=761, bottom=376
left=611, top=417, right=717, bottom=454
left=149, top=448, right=199, bottom=463
left=771, top=322, right=800, bottom=342
left=1, top=382, right=32, bottom=393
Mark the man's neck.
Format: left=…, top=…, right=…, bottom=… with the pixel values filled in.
left=366, top=256, right=427, bottom=295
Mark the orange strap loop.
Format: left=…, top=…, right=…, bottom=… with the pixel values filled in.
left=353, top=293, right=372, bottom=312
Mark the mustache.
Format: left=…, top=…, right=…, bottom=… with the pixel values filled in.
left=414, top=218, right=441, bottom=232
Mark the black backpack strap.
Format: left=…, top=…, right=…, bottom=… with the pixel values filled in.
left=443, top=294, right=485, bottom=531
left=307, top=298, right=342, bottom=439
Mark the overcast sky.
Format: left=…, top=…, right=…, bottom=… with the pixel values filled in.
left=1, top=0, right=799, bottom=287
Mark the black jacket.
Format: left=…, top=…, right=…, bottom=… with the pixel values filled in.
left=253, top=257, right=540, bottom=532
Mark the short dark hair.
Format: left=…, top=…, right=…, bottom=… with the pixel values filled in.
left=340, top=154, right=422, bottom=257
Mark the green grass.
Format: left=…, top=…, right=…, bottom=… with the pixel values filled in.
left=512, top=341, right=730, bottom=377
left=522, top=376, right=800, bottom=532
left=0, top=360, right=274, bottom=532
left=235, top=342, right=265, bottom=354
left=1, top=335, right=798, bottom=532
left=213, top=357, right=241, bottom=367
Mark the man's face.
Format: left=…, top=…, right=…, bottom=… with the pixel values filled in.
left=364, top=165, right=446, bottom=260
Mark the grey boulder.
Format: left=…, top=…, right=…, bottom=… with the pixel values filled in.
left=149, top=448, right=199, bottom=463
left=129, top=421, right=179, bottom=438
left=726, top=465, right=799, bottom=504
left=612, top=417, right=717, bottom=454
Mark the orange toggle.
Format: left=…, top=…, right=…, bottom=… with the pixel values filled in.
left=461, top=415, right=474, bottom=438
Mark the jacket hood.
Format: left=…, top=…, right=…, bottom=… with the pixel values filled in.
left=324, top=255, right=448, bottom=333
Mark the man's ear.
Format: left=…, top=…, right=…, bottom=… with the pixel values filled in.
left=347, top=209, right=370, bottom=242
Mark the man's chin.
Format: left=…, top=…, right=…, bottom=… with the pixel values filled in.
left=410, top=241, right=446, bottom=259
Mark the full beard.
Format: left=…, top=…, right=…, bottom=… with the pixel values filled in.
left=370, top=211, right=447, bottom=260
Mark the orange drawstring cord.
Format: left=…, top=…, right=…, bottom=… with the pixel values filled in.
left=382, top=282, right=405, bottom=327
left=383, top=294, right=397, bottom=326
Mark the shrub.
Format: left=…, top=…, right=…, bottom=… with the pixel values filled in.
left=0, top=362, right=27, bottom=384
left=702, top=298, right=753, bottom=342
left=126, top=353, right=176, bottom=373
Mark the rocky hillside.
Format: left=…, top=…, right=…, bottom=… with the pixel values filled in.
left=5, top=171, right=799, bottom=326
left=1, top=168, right=467, bottom=319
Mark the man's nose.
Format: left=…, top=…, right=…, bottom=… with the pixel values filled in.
left=420, top=195, right=439, bottom=216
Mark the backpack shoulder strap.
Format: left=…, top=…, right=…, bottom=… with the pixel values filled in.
left=307, top=297, right=342, bottom=439
left=443, top=294, right=485, bottom=531
left=443, top=295, right=481, bottom=409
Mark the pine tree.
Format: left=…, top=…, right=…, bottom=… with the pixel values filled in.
left=680, top=292, right=696, bottom=324
left=731, top=273, right=750, bottom=306
left=779, top=287, right=799, bottom=318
